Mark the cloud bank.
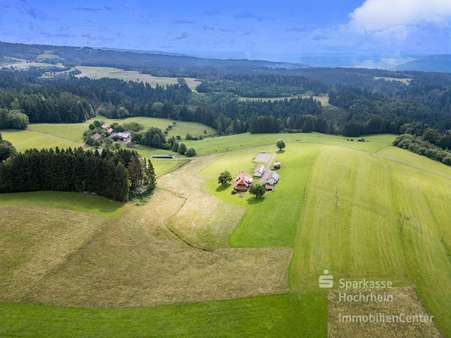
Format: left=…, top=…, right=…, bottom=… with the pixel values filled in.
left=350, top=0, right=451, bottom=33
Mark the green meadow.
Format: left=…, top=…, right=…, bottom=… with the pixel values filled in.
left=0, top=191, right=124, bottom=217
left=186, top=132, right=393, bottom=155
left=1, top=117, right=214, bottom=176
left=1, top=116, right=215, bottom=152
left=0, top=293, right=326, bottom=338
left=200, top=133, right=451, bottom=334
left=0, top=131, right=450, bottom=337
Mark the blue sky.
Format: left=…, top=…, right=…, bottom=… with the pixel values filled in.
left=0, top=0, right=450, bottom=64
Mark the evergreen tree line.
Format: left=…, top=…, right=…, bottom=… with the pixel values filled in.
left=399, top=122, right=451, bottom=149
left=394, top=134, right=451, bottom=166
left=197, top=74, right=327, bottom=98
left=0, top=71, right=192, bottom=123
left=0, top=147, right=156, bottom=201
left=0, top=133, right=16, bottom=162
left=329, top=86, right=451, bottom=134
left=136, top=127, right=197, bottom=156
left=0, top=90, right=94, bottom=123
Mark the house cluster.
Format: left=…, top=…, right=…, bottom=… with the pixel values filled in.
left=255, top=166, right=280, bottom=191
left=233, top=157, right=281, bottom=193
left=111, top=132, right=132, bottom=143
left=91, top=123, right=132, bottom=144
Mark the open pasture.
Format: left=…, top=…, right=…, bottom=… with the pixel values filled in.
left=200, top=133, right=451, bottom=334
left=186, top=132, right=393, bottom=155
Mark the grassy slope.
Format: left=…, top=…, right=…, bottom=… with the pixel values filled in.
left=1, top=133, right=450, bottom=336
left=201, top=134, right=451, bottom=334
left=289, top=145, right=451, bottom=334
left=1, top=117, right=215, bottom=152
left=0, top=293, right=325, bottom=338
left=186, top=132, right=393, bottom=155
left=0, top=179, right=325, bottom=338
left=0, top=191, right=124, bottom=217
left=202, top=143, right=321, bottom=247
left=1, top=117, right=214, bottom=176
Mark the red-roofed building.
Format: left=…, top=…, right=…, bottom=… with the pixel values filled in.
left=233, top=171, right=252, bottom=192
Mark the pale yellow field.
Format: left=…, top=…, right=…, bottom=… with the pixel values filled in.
left=239, top=95, right=330, bottom=106
left=75, top=66, right=201, bottom=90
left=374, top=76, right=412, bottom=85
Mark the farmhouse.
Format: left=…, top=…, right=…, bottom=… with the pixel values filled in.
left=111, top=131, right=131, bottom=143
left=233, top=171, right=252, bottom=192
left=261, top=169, right=279, bottom=191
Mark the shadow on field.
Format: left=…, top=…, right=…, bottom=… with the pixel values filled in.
left=247, top=197, right=265, bottom=205
left=216, top=184, right=230, bottom=192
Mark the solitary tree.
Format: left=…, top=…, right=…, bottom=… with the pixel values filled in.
left=276, top=139, right=286, bottom=152
left=249, top=183, right=266, bottom=199
left=218, top=170, right=232, bottom=186
left=178, top=143, right=187, bottom=155
left=171, top=142, right=179, bottom=152
left=185, top=148, right=197, bottom=157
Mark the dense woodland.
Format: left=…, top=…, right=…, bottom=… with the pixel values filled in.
left=394, top=134, right=451, bottom=165
left=0, top=147, right=156, bottom=201
left=0, top=133, right=15, bottom=162
left=197, top=74, right=327, bottom=97
left=0, top=108, right=28, bottom=129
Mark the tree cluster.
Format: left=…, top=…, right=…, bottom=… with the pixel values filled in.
left=137, top=127, right=197, bottom=156
left=0, top=147, right=156, bottom=201
left=198, top=74, right=326, bottom=98
left=394, top=134, right=451, bottom=166
left=0, top=108, right=29, bottom=129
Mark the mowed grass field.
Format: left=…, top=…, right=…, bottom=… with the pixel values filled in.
left=75, top=66, right=202, bottom=90
left=0, top=293, right=325, bottom=338
left=199, top=134, right=451, bottom=335
left=0, top=132, right=450, bottom=336
left=186, top=132, right=393, bottom=155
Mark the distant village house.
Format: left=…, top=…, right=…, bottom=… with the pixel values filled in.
left=111, top=132, right=131, bottom=143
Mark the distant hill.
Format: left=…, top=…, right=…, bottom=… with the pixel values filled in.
left=397, top=55, right=451, bottom=73
left=0, top=41, right=306, bottom=77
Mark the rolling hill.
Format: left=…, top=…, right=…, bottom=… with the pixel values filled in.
left=0, top=41, right=306, bottom=77
left=397, top=55, right=451, bottom=73
left=0, top=132, right=449, bottom=337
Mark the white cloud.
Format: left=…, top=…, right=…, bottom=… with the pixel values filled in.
left=349, top=0, right=451, bottom=33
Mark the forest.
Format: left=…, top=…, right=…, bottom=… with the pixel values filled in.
left=0, top=147, right=156, bottom=201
